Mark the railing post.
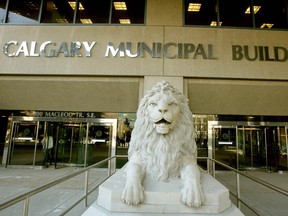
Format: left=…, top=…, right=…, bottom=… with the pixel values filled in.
left=23, top=197, right=29, bottom=216
left=236, top=172, right=241, bottom=210
left=84, top=170, right=89, bottom=207
left=212, top=160, right=215, bottom=178
left=207, top=158, right=210, bottom=174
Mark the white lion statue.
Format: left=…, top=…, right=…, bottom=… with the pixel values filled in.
left=121, top=81, right=204, bottom=208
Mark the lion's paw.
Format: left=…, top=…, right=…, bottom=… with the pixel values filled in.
left=121, top=181, right=144, bottom=205
left=181, top=180, right=204, bottom=208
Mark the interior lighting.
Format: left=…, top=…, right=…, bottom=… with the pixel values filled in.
left=56, top=18, right=69, bottom=23
left=245, top=6, right=261, bottom=14
left=26, top=1, right=39, bottom=10
left=69, top=1, right=84, bottom=10
left=188, top=3, right=201, bottom=12
left=114, top=2, right=127, bottom=10
left=17, top=137, right=33, bottom=140
left=80, top=19, right=92, bottom=24
left=119, top=19, right=130, bottom=24
left=210, top=21, right=222, bottom=26
left=260, top=23, right=274, bottom=28
left=51, top=3, right=58, bottom=10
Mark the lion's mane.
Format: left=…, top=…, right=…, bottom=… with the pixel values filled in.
left=128, top=81, right=197, bottom=181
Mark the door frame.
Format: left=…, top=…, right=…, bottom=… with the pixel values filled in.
left=208, top=121, right=288, bottom=171
left=3, top=116, right=117, bottom=169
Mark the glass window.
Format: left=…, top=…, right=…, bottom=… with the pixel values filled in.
left=0, top=0, right=7, bottom=23
left=219, top=0, right=253, bottom=28
left=42, top=0, right=74, bottom=23
left=111, top=0, right=145, bottom=24
left=254, top=0, right=288, bottom=29
left=185, top=0, right=218, bottom=26
left=7, top=0, right=41, bottom=24
left=76, top=0, right=111, bottom=24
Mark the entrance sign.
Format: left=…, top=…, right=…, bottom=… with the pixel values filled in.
left=3, top=41, right=96, bottom=57
left=232, top=45, right=288, bottom=62
left=2, top=40, right=288, bottom=62
left=105, top=42, right=217, bottom=59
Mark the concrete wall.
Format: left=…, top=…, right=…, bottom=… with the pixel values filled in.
left=0, top=76, right=140, bottom=112
left=1, top=26, right=288, bottom=80
left=0, top=0, right=288, bottom=115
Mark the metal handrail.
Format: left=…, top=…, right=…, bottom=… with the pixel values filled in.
left=1, top=156, right=287, bottom=216
left=207, top=158, right=288, bottom=196
left=0, top=156, right=118, bottom=215
left=204, top=157, right=288, bottom=216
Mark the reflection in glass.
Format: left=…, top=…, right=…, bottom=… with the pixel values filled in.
left=87, top=123, right=110, bottom=166
left=213, top=127, right=237, bottom=168
left=111, top=0, right=145, bottom=24
left=42, top=0, right=74, bottom=23
left=185, top=0, right=288, bottom=29
left=7, top=0, right=40, bottom=24
left=238, top=126, right=266, bottom=170
left=55, top=123, right=87, bottom=167
left=76, top=0, right=110, bottom=24
left=218, top=0, right=253, bottom=28
left=9, top=122, right=39, bottom=165
left=254, top=0, right=288, bottom=29
left=185, top=0, right=218, bottom=26
left=0, top=0, right=7, bottom=23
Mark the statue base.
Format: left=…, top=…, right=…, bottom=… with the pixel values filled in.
left=82, top=167, right=244, bottom=216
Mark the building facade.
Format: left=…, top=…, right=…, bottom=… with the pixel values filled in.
left=0, top=0, right=288, bottom=171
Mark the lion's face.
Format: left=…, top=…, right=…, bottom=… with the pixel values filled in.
left=147, top=92, right=180, bottom=134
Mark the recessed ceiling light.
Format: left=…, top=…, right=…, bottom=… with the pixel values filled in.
left=56, top=18, right=68, bottom=23
left=261, top=23, right=274, bottom=28
left=210, top=21, right=222, bottom=26
left=69, top=2, right=84, bottom=10
left=245, top=6, right=261, bottom=14
left=188, top=3, right=201, bottom=12
left=114, top=2, right=127, bottom=10
left=119, top=19, right=130, bottom=24
left=80, top=19, right=92, bottom=24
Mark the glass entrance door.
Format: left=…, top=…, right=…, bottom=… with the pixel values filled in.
left=212, top=126, right=237, bottom=168
left=209, top=121, right=288, bottom=172
left=54, top=121, right=115, bottom=168
left=280, top=127, right=288, bottom=170
left=8, top=121, right=42, bottom=166
left=5, top=116, right=117, bottom=169
left=55, top=122, right=87, bottom=168
left=238, top=126, right=267, bottom=170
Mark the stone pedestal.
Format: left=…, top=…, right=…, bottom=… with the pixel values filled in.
left=82, top=168, right=244, bottom=216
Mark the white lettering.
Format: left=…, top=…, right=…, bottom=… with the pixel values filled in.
left=3, top=41, right=17, bottom=57
left=3, top=41, right=96, bottom=57
left=82, top=41, right=96, bottom=57
left=30, top=41, right=39, bottom=57
left=40, top=41, right=55, bottom=57
left=105, top=42, right=125, bottom=57
left=15, top=42, right=29, bottom=56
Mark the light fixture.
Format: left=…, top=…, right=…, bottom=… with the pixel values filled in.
left=119, top=19, right=130, bottom=24
left=188, top=3, right=201, bottom=12
left=114, top=2, right=127, bottom=10
left=245, top=6, right=261, bottom=14
left=56, top=18, right=69, bottom=23
left=210, top=21, right=222, bottom=26
left=80, top=19, right=92, bottom=24
left=69, top=1, right=84, bottom=10
left=51, top=3, right=58, bottom=10
left=260, top=23, right=274, bottom=29
left=17, top=137, right=33, bottom=140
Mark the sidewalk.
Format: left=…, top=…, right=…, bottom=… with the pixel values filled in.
left=214, top=170, right=288, bottom=216
left=0, top=166, right=287, bottom=216
left=0, top=166, right=107, bottom=216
